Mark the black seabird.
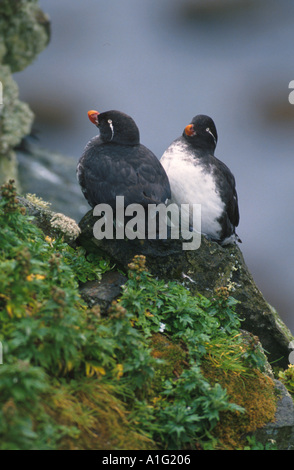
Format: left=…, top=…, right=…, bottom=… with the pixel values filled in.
left=77, top=110, right=171, bottom=214
left=160, top=114, right=241, bottom=245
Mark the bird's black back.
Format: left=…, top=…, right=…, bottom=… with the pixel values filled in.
left=77, top=136, right=171, bottom=210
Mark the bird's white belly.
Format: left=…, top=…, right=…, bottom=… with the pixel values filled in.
left=161, top=142, right=224, bottom=238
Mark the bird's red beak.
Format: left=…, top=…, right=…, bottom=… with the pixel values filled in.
left=88, top=110, right=100, bottom=126
left=184, top=123, right=196, bottom=137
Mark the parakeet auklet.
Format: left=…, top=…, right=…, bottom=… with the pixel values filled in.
left=160, top=114, right=241, bottom=245
left=77, top=110, right=171, bottom=214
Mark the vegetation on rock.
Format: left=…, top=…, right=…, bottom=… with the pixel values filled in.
left=0, top=181, right=280, bottom=449
left=279, top=365, right=294, bottom=398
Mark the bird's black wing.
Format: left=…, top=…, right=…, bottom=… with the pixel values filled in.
left=77, top=139, right=170, bottom=209
left=129, top=144, right=171, bottom=206
left=212, top=156, right=240, bottom=228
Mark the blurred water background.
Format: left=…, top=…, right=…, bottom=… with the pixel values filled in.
left=14, top=0, right=294, bottom=333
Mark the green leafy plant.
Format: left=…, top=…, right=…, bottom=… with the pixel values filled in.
left=244, top=435, right=277, bottom=450
left=61, top=244, right=114, bottom=283
left=153, top=364, right=243, bottom=449
left=0, top=361, right=63, bottom=450
left=84, top=300, right=156, bottom=393
left=0, top=181, right=117, bottom=376
left=278, top=364, right=294, bottom=397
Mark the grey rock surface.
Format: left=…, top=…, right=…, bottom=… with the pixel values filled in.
left=254, top=380, right=294, bottom=450
left=79, top=271, right=128, bottom=315
left=17, top=140, right=87, bottom=220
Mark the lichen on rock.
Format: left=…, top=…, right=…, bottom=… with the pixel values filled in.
left=17, top=195, right=81, bottom=244
left=0, top=0, right=50, bottom=73
left=0, top=65, right=34, bottom=154
left=0, top=0, right=50, bottom=185
left=50, top=213, right=81, bottom=242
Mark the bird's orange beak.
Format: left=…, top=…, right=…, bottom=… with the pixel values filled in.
left=184, top=123, right=196, bottom=137
left=88, top=110, right=100, bottom=125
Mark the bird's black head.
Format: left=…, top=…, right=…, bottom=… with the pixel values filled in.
left=88, top=109, right=140, bottom=145
left=183, top=114, right=218, bottom=152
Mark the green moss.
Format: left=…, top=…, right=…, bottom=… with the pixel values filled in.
left=42, top=379, right=155, bottom=450
left=202, top=361, right=277, bottom=450
left=150, top=333, right=188, bottom=393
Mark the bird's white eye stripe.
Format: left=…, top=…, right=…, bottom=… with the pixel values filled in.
left=108, top=119, right=114, bottom=140
left=206, top=127, right=216, bottom=145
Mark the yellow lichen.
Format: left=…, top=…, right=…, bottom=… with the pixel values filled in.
left=25, top=193, right=51, bottom=209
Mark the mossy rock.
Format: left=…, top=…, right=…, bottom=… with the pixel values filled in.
left=78, top=210, right=293, bottom=368
left=0, top=0, right=50, bottom=73
left=0, top=0, right=50, bottom=185
left=16, top=195, right=81, bottom=244
left=0, top=65, right=34, bottom=156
